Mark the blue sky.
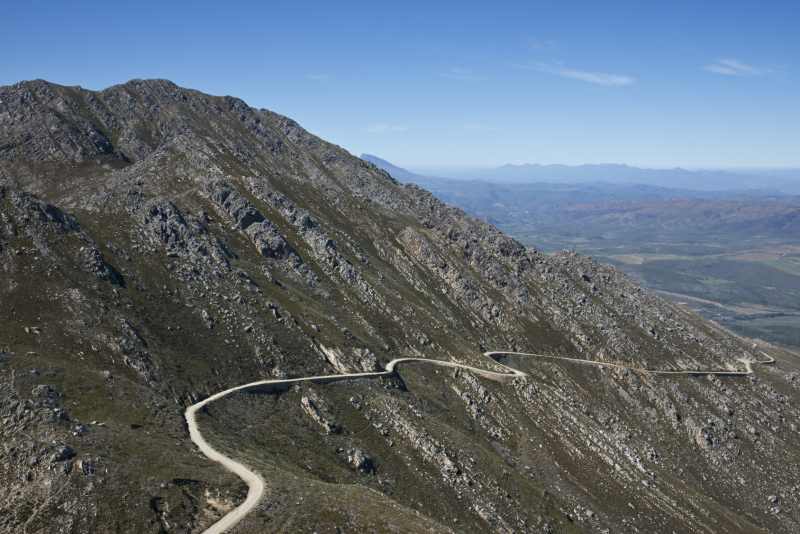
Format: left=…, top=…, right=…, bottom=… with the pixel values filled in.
left=2, top=0, right=798, bottom=169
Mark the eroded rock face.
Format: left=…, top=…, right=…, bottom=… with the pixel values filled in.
left=140, top=199, right=225, bottom=263
left=300, top=390, right=340, bottom=435
left=1, top=78, right=799, bottom=534
left=116, top=319, right=158, bottom=384
left=244, top=221, right=296, bottom=260
left=206, top=182, right=265, bottom=231
left=79, top=245, right=124, bottom=285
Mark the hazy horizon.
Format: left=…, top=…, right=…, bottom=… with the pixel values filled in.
left=360, top=154, right=800, bottom=177
left=402, top=162, right=800, bottom=176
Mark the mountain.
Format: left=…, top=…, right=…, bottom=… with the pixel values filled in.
left=360, top=154, right=424, bottom=182
left=2, top=80, right=800, bottom=534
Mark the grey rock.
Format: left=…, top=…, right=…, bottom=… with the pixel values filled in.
left=346, top=448, right=375, bottom=474
left=51, top=445, right=76, bottom=462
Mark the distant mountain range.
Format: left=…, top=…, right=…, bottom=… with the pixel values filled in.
left=362, top=154, right=800, bottom=243
left=362, top=154, right=800, bottom=194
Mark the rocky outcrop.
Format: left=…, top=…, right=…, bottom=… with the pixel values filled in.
left=244, top=178, right=385, bottom=307
left=300, top=390, right=340, bottom=435
left=139, top=199, right=227, bottom=263
left=345, top=448, right=374, bottom=473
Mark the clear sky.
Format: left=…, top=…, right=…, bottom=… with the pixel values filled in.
left=2, top=0, right=798, bottom=169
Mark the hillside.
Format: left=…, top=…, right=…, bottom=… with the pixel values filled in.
left=2, top=79, right=800, bottom=534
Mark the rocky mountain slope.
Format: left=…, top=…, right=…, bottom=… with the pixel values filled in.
left=1, top=79, right=800, bottom=533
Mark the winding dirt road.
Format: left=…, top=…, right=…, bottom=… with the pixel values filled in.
left=185, top=349, right=776, bottom=534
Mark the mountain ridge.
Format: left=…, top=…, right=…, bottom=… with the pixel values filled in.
left=2, top=79, right=800, bottom=534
